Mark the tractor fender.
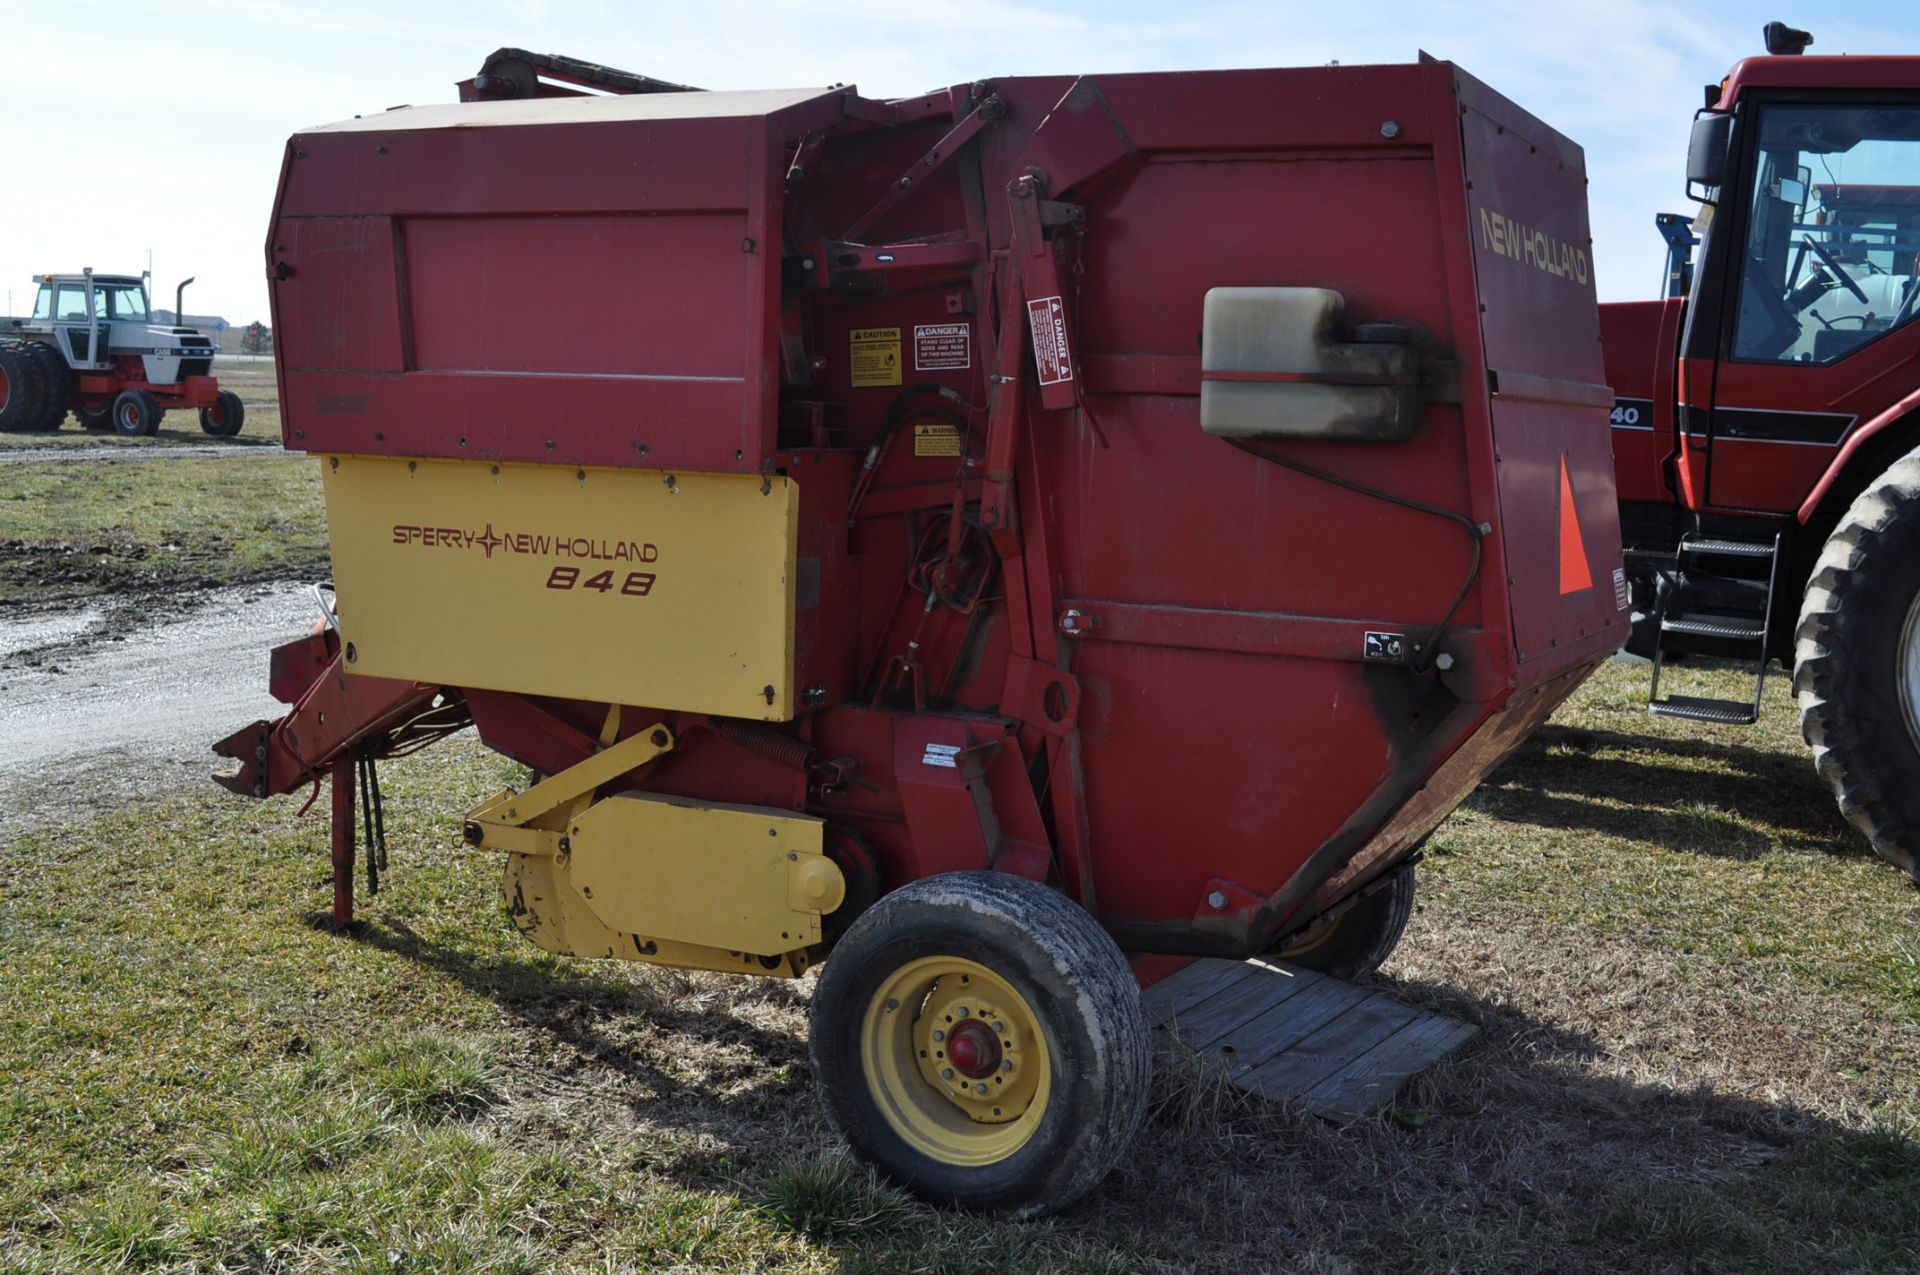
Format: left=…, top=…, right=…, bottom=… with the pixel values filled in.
left=1798, top=384, right=1920, bottom=525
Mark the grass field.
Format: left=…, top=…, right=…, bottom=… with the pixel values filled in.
left=2, top=661, right=1916, bottom=1272
left=0, top=453, right=326, bottom=606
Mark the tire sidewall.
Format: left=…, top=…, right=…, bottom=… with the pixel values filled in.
left=112, top=393, right=146, bottom=437
left=1797, top=483, right=1920, bottom=870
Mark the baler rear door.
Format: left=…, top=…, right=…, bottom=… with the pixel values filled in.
left=1456, top=72, right=1626, bottom=669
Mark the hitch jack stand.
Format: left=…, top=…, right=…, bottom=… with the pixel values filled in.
left=330, top=759, right=356, bottom=931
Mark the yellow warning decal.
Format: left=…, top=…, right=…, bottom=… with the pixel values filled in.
left=912, top=421, right=963, bottom=457
left=850, top=326, right=902, bottom=387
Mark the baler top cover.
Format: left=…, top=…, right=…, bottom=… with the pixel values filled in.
left=259, top=59, right=1622, bottom=954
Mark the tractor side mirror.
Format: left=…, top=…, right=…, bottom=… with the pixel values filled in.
left=1687, top=112, right=1733, bottom=202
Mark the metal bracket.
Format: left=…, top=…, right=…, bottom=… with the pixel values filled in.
left=464, top=722, right=676, bottom=853
left=841, top=93, right=1004, bottom=243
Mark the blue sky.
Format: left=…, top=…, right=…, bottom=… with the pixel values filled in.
left=6, top=1, right=1917, bottom=324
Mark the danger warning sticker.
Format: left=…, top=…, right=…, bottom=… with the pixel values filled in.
left=1027, top=296, right=1072, bottom=386
left=914, top=323, right=971, bottom=371
left=1613, top=566, right=1630, bottom=611
left=913, top=422, right=963, bottom=457
left=850, top=327, right=902, bottom=387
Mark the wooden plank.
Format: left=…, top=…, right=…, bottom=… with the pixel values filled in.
left=1149, top=958, right=1478, bottom=1117
left=1140, top=957, right=1260, bottom=1026
left=1175, top=967, right=1328, bottom=1052
left=1200, top=973, right=1359, bottom=1068
left=1240, top=993, right=1420, bottom=1100
left=1161, top=965, right=1309, bottom=1048
left=1304, top=1015, right=1480, bottom=1116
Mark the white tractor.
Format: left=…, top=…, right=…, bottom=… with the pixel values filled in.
left=0, top=269, right=244, bottom=437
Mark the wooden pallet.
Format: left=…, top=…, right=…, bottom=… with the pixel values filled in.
left=1143, top=956, right=1476, bottom=1117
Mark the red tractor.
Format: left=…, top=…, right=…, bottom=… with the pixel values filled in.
left=1606, top=22, right=1920, bottom=883
left=0, top=269, right=244, bottom=437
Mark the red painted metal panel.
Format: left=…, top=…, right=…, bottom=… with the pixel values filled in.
left=403, top=215, right=751, bottom=377
left=274, top=217, right=404, bottom=372
left=1457, top=76, right=1626, bottom=664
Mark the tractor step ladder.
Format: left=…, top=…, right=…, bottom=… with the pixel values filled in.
left=1647, top=533, right=1783, bottom=725
left=1143, top=957, right=1477, bottom=1117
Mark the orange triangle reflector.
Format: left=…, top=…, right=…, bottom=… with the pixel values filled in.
left=1558, top=453, right=1593, bottom=594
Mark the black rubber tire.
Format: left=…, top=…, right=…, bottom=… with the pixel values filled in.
left=74, top=406, right=112, bottom=431
left=110, top=388, right=160, bottom=438
left=23, top=342, right=71, bottom=432
left=199, top=389, right=245, bottom=437
left=1273, top=864, right=1418, bottom=980
left=0, top=341, right=46, bottom=433
left=1794, top=448, right=1920, bottom=883
left=808, top=871, right=1150, bottom=1218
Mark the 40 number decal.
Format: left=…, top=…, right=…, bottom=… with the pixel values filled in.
left=545, top=566, right=656, bottom=596
left=1609, top=398, right=1652, bottom=428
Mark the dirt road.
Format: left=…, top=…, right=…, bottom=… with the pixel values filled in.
left=0, top=585, right=316, bottom=842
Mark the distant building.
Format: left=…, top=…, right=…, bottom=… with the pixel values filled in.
left=151, top=310, right=231, bottom=332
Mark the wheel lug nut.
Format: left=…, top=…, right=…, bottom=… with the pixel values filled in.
left=942, top=1068, right=955, bottom=1080
left=956, top=1006, right=969, bottom=1017
left=992, top=1021, right=1006, bottom=1034
left=1000, top=1060, right=1013, bottom=1072
left=931, top=1029, right=945, bottom=1041
left=975, top=1083, right=989, bottom=1095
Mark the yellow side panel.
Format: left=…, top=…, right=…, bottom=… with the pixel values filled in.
left=568, top=793, right=839, bottom=954
left=322, top=457, right=797, bottom=719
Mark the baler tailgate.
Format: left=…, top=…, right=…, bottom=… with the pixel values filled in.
left=1456, top=74, right=1626, bottom=666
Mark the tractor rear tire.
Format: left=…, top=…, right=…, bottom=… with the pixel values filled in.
left=0, top=342, right=45, bottom=433
left=199, top=389, right=245, bottom=437
left=808, top=871, right=1150, bottom=1218
left=1795, top=450, right=1920, bottom=884
left=1273, top=863, right=1418, bottom=980
left=24, top=342, right=71, bottom=432
left=110, top=388, right=161, bottom=438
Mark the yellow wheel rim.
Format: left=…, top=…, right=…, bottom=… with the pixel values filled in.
left=1276, top=913, right=1342, bottom=960
left=860, top=956, right=1051, bottom=1167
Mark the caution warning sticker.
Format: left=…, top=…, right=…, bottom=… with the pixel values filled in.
left=850, top=327, right=902, bottom=387
left=912, top=422, right=963, bottom=457
left=914, top=322, right=971, bottom=371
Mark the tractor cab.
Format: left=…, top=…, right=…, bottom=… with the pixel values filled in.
left=27, top=273, right=153, bottom=369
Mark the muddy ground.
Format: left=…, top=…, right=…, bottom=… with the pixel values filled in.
left=0, top=584, right=318, bottom=843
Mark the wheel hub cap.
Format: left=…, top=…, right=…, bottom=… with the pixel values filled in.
left=946, top=1019, right=1002, bottom=1078
left=860, top=955, right=1050, bottom=1166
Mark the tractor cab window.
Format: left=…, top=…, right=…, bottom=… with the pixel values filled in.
left=53, top=285, right=90, bottom=322
left=30, top=286, right=51, bottom=321
left=95, top=284, right=147, bottom=322
left=1732, top=103, right=1920, bottom=364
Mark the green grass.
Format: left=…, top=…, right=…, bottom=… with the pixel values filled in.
left=1, top=665, right=1918, bottom=1271
left=0, top=451, right=327, bottom=604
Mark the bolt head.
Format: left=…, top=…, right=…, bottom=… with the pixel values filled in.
left=1207, top=890, right=1228, bottom=910
left=1380, top=119, right=1403, bottom=139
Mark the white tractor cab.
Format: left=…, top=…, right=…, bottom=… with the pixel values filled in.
left=0, top=268, right=244, bottom=437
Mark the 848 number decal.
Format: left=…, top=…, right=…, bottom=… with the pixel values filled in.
left=546, top=566, right=656, bottom=596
